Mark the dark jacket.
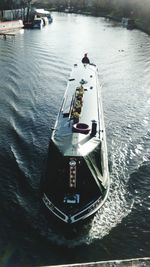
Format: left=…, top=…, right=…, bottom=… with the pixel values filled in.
left=82, top=56, right=90, bottom=64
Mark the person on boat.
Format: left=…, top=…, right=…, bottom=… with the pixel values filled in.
left=82, top=53, right=90, bottom=64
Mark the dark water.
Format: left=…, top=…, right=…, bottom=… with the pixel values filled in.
left=0, top=12, right=150, bottom=267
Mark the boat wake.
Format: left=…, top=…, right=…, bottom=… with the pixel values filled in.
left=34, top=178, right=133, bottom=248
left=8, top=104, right=149, bottom=249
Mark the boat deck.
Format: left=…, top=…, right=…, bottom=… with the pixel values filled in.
left=62, top=63, right=100, bottom=126
left=52, top=63, right=104, bottom=157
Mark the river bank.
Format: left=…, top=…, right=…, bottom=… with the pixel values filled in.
left=102, top=13, right=150, bottom=36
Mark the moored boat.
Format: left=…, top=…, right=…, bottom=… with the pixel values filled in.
left=121, top=17, right=135, bottom=30
left=31, top=18, right=44, bottom=29
left=41, top=62, right=110, bottom=224
left=24, top=8, right=53, bottom=29
left=34, top=9, right=53, bottom=24
left=0, top=20, right=23, bottom=32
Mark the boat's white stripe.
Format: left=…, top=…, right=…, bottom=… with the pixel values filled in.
left=43, top=185, right=110, bottom=224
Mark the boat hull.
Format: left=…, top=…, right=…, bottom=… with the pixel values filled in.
left=42, top=186, right=110, bottom=225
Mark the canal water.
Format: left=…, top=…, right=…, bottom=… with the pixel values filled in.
left=0, top=12, right=149, bottom=267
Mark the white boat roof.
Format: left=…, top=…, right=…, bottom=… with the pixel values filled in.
left=35, top=9, right=50, bottom=15
left=52, top=63, right=105, bottom=157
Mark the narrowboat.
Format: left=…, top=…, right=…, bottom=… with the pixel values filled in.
left=41, top=63, right=110, bottom=224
